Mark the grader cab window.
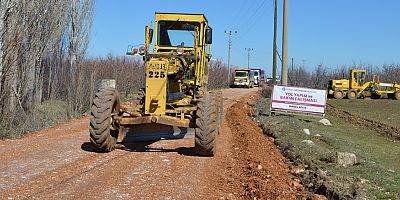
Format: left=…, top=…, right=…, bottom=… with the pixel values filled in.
left=354, top=71, right=366, bottom=86
left=158, top=21, right=198, bottom=47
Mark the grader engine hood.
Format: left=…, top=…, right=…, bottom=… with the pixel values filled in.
left=145, top=58, right=168, bottom=115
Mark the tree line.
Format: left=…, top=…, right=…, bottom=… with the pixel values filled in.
left=0, top=0, right=95, bottom=137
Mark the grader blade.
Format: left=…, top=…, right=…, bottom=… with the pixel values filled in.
left=120, top=124, right=195, bottom=143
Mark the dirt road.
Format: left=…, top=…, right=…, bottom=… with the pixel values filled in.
left=0, top=88, right=308, bottom=200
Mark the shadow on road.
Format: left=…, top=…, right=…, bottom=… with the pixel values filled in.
left=81, top=141, right=197, bottom=157
left=122, top=142, right=197, bottom=156
left=81, top=142, right=97, bottom=152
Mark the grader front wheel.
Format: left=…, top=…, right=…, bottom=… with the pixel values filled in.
left=195, top=92, right=217, bottom=157
left=347, top=89, right=358, bottom=100
left=89, top=88, right=121, bottom=152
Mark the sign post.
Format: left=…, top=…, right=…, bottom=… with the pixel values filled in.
left=270, top=85, right=327, bottom=117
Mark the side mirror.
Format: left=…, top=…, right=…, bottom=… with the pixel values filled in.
left=206, top=27, right=212, bottom=44
left=146, top=26, right=153, bottom=44
left=149, top=28, right=153, bottom=44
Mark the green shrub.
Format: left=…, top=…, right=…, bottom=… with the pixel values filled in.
left=261, top=85, right=272, bottom=98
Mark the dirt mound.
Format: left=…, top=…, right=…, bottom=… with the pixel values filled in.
left=327, top=103, right=400, bottom=141
left=225, top=94, right=312, bottom=199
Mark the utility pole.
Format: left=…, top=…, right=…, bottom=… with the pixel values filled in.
left=245, top=48, right=253, bottom=69
left=272, top=0, right=278, bottom=84
left=281, top=0, right=289, bottom=85
left=225, top=30, right=237, bottom=85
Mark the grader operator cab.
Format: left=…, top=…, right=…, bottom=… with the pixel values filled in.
left=90, top=13, right=222, bottom=157
left=328, top=69, right=400, bottom=100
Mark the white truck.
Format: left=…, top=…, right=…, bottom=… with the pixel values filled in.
left=251, top=69, right=265, bottom=87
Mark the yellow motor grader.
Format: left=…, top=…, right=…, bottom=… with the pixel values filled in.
left=328, top=69, right=400, bottom=100
left=89, top=13, right=222, bottom=156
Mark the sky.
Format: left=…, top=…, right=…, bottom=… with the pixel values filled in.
left=89, top=0, right=400, bottom=76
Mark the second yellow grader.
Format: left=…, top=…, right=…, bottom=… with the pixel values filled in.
left=328, top=69, right=400, bottom=100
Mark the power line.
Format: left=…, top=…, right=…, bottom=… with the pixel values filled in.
left=235, top=0, right=273, bottom=40
left=227, top=0, right=251, bottom=30
left=225, top=0, right=274, bottom=72
left=231, top=0, right=264, bottom=30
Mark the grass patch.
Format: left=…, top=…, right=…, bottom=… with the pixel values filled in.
left=0, top=100, right=73, bottom=139
left=328, top=99, right=400, bottom=129
left=255, top=98, right=400, bottom=199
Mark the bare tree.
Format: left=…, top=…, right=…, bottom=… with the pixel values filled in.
left=67, top=0, right=95, bottom=114
left=310, top=64, right=328, bottom=89
left=0, top=0, right=95, bottom=134
left=208, top=59, right=229, bottom=89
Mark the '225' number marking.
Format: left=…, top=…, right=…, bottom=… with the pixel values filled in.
left=148, top=71, right=166, bottom=79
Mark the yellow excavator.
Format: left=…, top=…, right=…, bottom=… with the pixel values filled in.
left=328, top=69, right=400, bottom=100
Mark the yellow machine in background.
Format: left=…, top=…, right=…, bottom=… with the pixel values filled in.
left=232, top=68, right=255, bottom=88
left=89, top=13, right=222, bottom=157
left=328, top=69, right=400, bottom=100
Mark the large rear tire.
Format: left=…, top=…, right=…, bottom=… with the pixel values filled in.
left=347, top=89, right=358, bottom=100
left=89, top=88, right=121, bottom=152
left=195, top=92, right=217, bottom=157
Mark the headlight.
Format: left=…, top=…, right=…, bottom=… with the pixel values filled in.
left=139, top=46, right=146, bottom=55
left=177, top=47, right=184, bottom=55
